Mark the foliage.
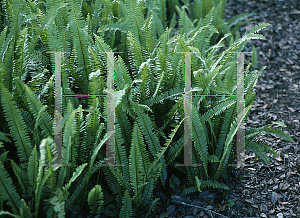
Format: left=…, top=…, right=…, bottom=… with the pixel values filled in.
left=0, top=0, right=294, bottom=217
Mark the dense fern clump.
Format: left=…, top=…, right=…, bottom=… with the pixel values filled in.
left=0, top=0, right=294, bottom=217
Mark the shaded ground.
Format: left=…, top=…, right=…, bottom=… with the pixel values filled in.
left=150, top=0, right=300, bottom=217
left=224, top=0, right=300, bottom=217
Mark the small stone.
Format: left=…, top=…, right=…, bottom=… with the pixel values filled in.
left=271, top=192, right=277, bottom=204
left=260, top=203, right=268, bottom=212
left=166, top=205, right=176, bottom=216
left=206, top=205, right=213, bottom=210
left=277, top=212, right=283, bottom=218
left=260, top=213, right=267, bottom=217
left=192, top=208, right=198, bottom=215
left=198, top=211, right=205, bottom=216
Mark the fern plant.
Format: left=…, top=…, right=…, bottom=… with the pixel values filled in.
left=0, top=0, right=295, bottom=217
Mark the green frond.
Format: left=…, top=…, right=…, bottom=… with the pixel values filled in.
left=35, top=138, right=54, bottom=217
left=246, top=140, right=270, bottom=165
left=10, top=159, right=27, bottom=195
left=0, top=130, right=11, bottom=143
left=93, top=32, right=112, bottom=64
left=63, top=163, right=87, bottom=192
left=245, top=66, right=265, bottom=95
left=192, top=106, right=208, bottom=179
left=88, top=184, right=104, bottom=215
left=27, top=145, right=38, bottom=194
left=115, top=106, right=132, bottom=152
left=227, top=12, right=256, bottom=30
left=0, top=161, right=21, bottom=215
left=214, top=105, right=251, bottom=180
left=127, top=31, right=145, bottom=76
left=14, top=78, right=53, bottom=139
left=175, top=5, right=194, bottom=37
left=13, top=26, right=28, bottom=80
left=245, top=121, right=294, bottom=143
left=221, top=61, right=236, bottom=94
left=142, top=12, right=155, bottom=56
left=20, top=198, right=31, bottom=218
left=182, top=186, right=198, bottom=196
left=88, top=131, right=114, bottom=182
left=129, top=122, right=145, bottom=194
left=0, top=26, right=8, bottom=61
left=146, top=198, right=159, bottom=217
left=115, top=55, right=133, bottom=89
left=2, top=40, right=14, bottom=91
left=1, top=85, right=32, bottom=162
left=119, top=190, right=133, bottom=218
left=195, top=176, right=229, bottom=193
left=102, top=165, right=124, bottom=205
left=193, top=8, right=216, bottom=59
left=68, top=0, right=91, bottom=93
left=108, top=161, right=133, bottom=197
left=215, top=104, right=235, bottom=159
left=140, top=170, right=160, bottom=208
left=84, top=102, right=101, bottom=159
left=45, top=21, right=63, bottom=55
left=124, top=0, right=145, bottom=45
left=132, top=102, right=160, bottom=159
left=211, top=23, right=270, bottom=68
left=64, top=179, right=86, bottom=212
left=0, top=150, right=8, bottom=163
left=138, top=58, right=152, bottom=101
left=202, top=65, right=223, bottom=94
left=132, top=101, right=168, bottom=186
left=0, top=211, right=20, bottom=218
left=48, top=188, right=66, bottom=218
left=143, top=86, right=184, bottom=107
left=27, top=2, right=67, bottom=54
left=61, top=68, right=80, bottom=114
left=166, top=135, right=184, bottom=165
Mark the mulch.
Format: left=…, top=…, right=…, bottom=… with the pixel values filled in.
left=150, top=0, right=300, bottom=217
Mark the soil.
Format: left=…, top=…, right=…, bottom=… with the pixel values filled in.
left=149, top=0, right=300, bottom=217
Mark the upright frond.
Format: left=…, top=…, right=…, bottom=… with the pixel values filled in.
left=1, top=85, right=32, bottom=162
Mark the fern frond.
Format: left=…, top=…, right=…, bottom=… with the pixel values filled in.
left=182, top=186, right=198, bottom=196
left=1, top=85, right=32, bottom=162
left=35, top=138, right=54, bottom=218
left=132, top=102, right=160, bottom=159
left=20, top=198, right=31, bottom=218
left=14, top=78, right=53, bottom=139
left=192, top=106, right=208, bottom=179
left=166, top=135, right=184, bottom=165
left=194, top=8, right=216, bottom=59
left=10, top=159, right=27, bottom=196
left=215, top=104, right=235, bottom=159
left=26, top=2, right=67, bottom=55
left=214, top=105, right=251, bottom=180
left=27, top=145, right=38, bottom=194
left=119, top=190, right=133, bottom=218
left=245, top=121, right=294, bottom=143
left=68, top=0, right=91, bottom=93
left=129, top=122, right=145, bottom=194
left=124, top=0, right=145, bottom=45
left=0, top=162, right=21, bottom=215
left=246, top=140, right=270, bottom=165
left=88, top=184, right=104, bottom=215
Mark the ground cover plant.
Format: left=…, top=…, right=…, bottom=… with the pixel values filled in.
left=0, top=0, right=294, bottom=217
